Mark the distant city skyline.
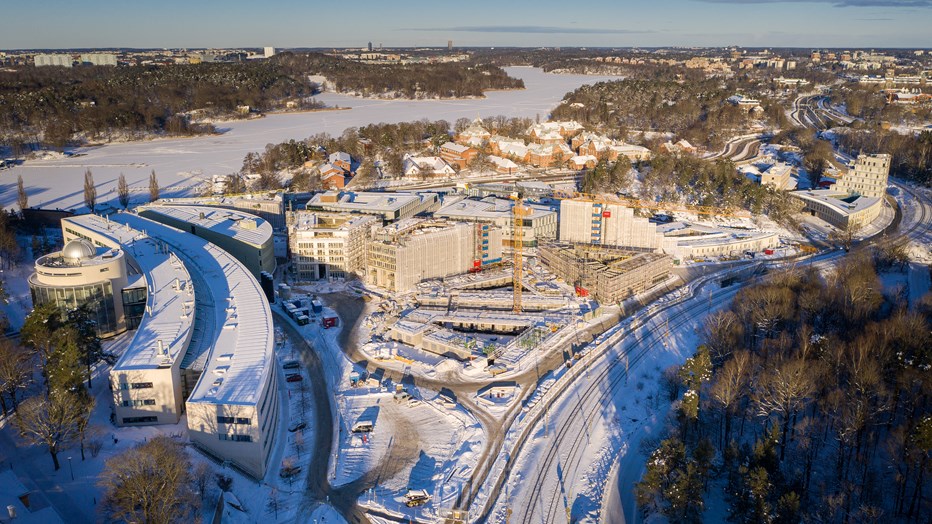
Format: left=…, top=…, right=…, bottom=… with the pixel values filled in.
left=2, top=0, right=931, bottom=50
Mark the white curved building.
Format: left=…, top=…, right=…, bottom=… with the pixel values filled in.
left=60, top=213, right=278, bottom=479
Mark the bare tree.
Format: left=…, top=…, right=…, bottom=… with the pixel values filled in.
left=148, top=170, right=159, bottom=202
left=828, top=221, right=863, bottom=253
left=753, top=358, right=817, bottom=460
left=83, top=168, right=96, bottom=212
left=99, top=436, right=199, bottom=524
left=710, top=351, right=752, bottom=449
left=116, top=173, right=130, bottom=209
left=17, top=175, right=28, bottom=212
left=0, top=339, right=31, bottom=416
left=14, top=391, right=84, bottom=470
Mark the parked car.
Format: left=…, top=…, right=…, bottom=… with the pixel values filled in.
left=352, top=421, right=374, bottom=433
left=404, top=489, right=430, bottom=507
left=282, top=360, right=300, bottom=370
left=393, top=390, right=412, bottom=402
left=288, top=420, right=307, bottom=432
left=285, top=373, right=302, bottom=383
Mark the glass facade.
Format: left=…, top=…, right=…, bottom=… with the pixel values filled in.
left=29, top=279, right=118, bottom=336
left=121, top=287, right=147, bottom=330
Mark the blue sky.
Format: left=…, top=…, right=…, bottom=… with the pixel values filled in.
left=3, top=0, right=931, bottom=50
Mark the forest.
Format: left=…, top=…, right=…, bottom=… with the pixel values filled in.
left=549, top=77, right=760, bottom=151
left=0, top=60, right=316, bottom=152
left=273, top=52, right=524, bottom=99
left=637, top=254, right=931, bottom=523
left=629, top=153, right=802, bottom=227
left=0, top=53, right=522, bottom=154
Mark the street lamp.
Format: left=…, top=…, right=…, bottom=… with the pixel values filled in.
left=67, top=456, right=74, bottom=481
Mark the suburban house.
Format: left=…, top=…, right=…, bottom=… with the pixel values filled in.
left=321, top=170, right=346, bottom=190
left=568, top=155, right=598, bottom=170
left=329, top=151, right=353, bottom=172
left=526, top=121, right=584, bottom=144
left=660, top=139, right=698, bottom=155
left=440, top=142, right=479, bottom=169
left=403, top=154, right=457, bottom=177
left=574, top=133, right=651, bottom=163
left=489, top=136, right=530, bottom=163
left=488, top=155, right=519, bottom=174
left=456, top=118, right=492, bottom=147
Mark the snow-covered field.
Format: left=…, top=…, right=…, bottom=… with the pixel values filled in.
left=3, top=67, right=617, bottom=213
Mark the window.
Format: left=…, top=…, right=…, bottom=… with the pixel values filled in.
left=123, top=416, right=157, bottom=424
left=131, top=382, right=153, bottom=389
left=218, top=434, right=252, bottom=442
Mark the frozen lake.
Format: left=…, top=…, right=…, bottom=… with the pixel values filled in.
left=3, top=67, right=618, bottom=212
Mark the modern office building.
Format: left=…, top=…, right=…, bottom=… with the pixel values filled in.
left=158, top=194, right=288, bottom=229
left=28, top=237, right=133, bottom=337
left=137, top=205, right=275, bottom=281
left=306, top=191, right=440, bottom=222
left=367, top=219, right=503, bottom=291
left=434, top=196, right=558, bottom=248
left=59, top=213, right=277, bottom=479
left=558, top=199, right=664, bottom=252
left=790, top=189, right=884, bottom=229
left=289, top=211, right=378, bottom=280
left=831, top=153, right=891, bottom=199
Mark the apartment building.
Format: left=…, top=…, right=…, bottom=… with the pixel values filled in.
left=434, top=197, right=557, bottom=248
left=539, top=243, right=672, bottom=304
left=831, top=153, right=891, bottom=199
left=558, top=199, right=664, bottom=252
left=367, top=219, right=503, bottom=291
left=289, top=211, right=378, bottom=280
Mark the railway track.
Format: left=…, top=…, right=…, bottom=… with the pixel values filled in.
left=489, top=179, right=931, bottom=524
left=517, top=280, right=745, bottom=524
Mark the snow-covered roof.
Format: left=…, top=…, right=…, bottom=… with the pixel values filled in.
left=329, top=151, right=352, bottom=164
left=139, top=205, right=273, bottom=249
left=441, top=142, right=471, bottom=154
left=436, top=197, right=555, bottom=222
left=107, top=213, right=273, bottom=406
left=792, top=189, right=882, bottom=215
left=308, top=191, right=430, bottom=213
left=63, top=214, right=195, bottom=372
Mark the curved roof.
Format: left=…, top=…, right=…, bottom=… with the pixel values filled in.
left=109, top=212, right=273, bottom=406
left=62, top=215, right=194, bottom=370
left=138, top=204, right=273, bottom=248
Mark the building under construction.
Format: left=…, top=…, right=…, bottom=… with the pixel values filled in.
left=539, top=243, right=672, bottom=304
left=367, top=219, right=503, bottom=292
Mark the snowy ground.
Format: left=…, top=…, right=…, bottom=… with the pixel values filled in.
left=3, top=67, right=617, bottom=213
left=280, top=292, right=488, bottom=519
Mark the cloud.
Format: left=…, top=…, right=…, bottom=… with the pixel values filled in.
left=404, top=25, right=653, bottom=34
left=693, top=0, right=930, bottom=6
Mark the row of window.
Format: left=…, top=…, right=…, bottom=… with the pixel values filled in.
left=117, top=382, right=153, bottom=390
left=123, top=416, right=157, bottom=424
left=218, top=434, right=252, bottom=442
left=217, top=416, right=252, bottom=425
